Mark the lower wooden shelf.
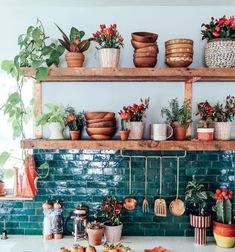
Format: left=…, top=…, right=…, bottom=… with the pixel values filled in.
left=21, top=139, right=235, bottom=151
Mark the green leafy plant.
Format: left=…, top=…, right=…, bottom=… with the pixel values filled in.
left=0, top=152, right=14, bottom=181
left=213, top=188, right=233, bottom=224
left=185, top=176, right=212, bottom=216
left=55, top=24, right=91, bottom=53
left=64, top=106, right=85, bottom=131
left=86, top=221, right=104, bottom=230
left=161, top=98, right=192, bottom=126
left=36, top=103, right=65, bottom=128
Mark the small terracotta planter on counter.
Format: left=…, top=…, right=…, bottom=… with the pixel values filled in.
left=65, top=52, right=84, bottom=67
left=120, top=130, right=129, bottom=140
left=70, top=130, right=80, bottom=140
left=87, top=227, right=104, bottom=246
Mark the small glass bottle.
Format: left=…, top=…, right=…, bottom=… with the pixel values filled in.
left=42, top=200, right=53, bottom=240
left=52, top=200, right=63, bottom=239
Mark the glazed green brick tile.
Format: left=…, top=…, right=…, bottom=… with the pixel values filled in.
left=48, top=160, right=68, bottom=168
left=185, top=167, right=207, bottom=176
left=9, top=215, right=29, bottom=222
left=87, top=181, right=107, bottom=188
left=165, top=229, right=185, bottom=236
left=144, top=229, right=165, bottom=236
left=68, top=160, right=89, bottom=169
left=132, top=215, right=154, bottom=222
left=76, top=154, right=94, bottom=161
left=212, top=161, right=233, bottom=169
left=53, top=154, right=74, bottom=160
left=67, top=181, right=87, bottom=188
left=14, top=208, right=36, bottom=215
left=184, top=229, right=194, bottom=236
left=198, top=154, right=219, bottom=161
left=173, top=215, right=189, bottom=223
left=20, top=222, right=42, bottom=229
left=2, top=222, right=19, bottom=228
left=191, top=161, right=212, bottom=169
left=29, top=216, right=44, bottom=222
left=24, top=229, right=42, bottom=235
left=180, top=223, right=191, bottom=229
left=53, top=175, right=74, bottom=181
left=7, top=228, right=25, bottom=235
left=50, top=167, right=66, bottom=175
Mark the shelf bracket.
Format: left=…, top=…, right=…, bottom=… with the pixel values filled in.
left=34, top=80, right=42, bottom=139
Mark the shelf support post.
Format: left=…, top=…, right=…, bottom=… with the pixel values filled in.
left=34, top=80, right=42, bottom=139
left=184, top=79, right=193, bottom=138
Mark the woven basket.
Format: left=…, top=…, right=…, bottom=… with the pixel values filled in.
left=205, top=38, right=235, bottom=68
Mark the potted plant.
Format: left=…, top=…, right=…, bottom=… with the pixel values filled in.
left=161, top=98, right=191, bottom=140
left=212, top=95, right=235, bottom=140
left=65, top=106, right=85, bottom=140
left=56, top=24, right=91, bottom=67
left=92, top=24, right=124, bottom=67
left=212, top=188, right=235, bottom=248
left=118, top=111, right=130, bottom=140
left=119, top=98, right=150, bottom=140
left=101, top=196, right=123, bottom=243
left=196, top=101, right=214, bottom=141
left=201, top=15, right=235, bottom=68
left=185, top=176, right=212, bottom=245
left=37, top=103, right=65, bottom=139
left=86, top=221, right=104, bottom=246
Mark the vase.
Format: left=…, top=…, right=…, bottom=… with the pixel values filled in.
left=171, top=122, right=188, bottom=140
left=48, top=122, right=64, bottom=140
left=127, top=121, right=145, bottom=140
left=70, top=130, right=80, bottom=140
left=213, top=221, right=235, bottom=248
left=197, top=128, right=214, bottom=141
left=104, top=223, right=123, bottom=243
left=214, top=122, right=232, bottom=140
left=98, top=48, right=120, bottom=67
left=86, top=227, right=104, bottom=246
left=190, top=214, right=211, bottom=245
left=120, top=130, right=129, bottom=140
left=65, top=52, right=84, bottom=67
left=204, top=38, right=235, bottom=68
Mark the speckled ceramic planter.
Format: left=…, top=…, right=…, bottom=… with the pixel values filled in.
left=98, top=48, right=120, bottom=67
left=127, top=121, right=145, bottom=140
left=104, top=223, right=123, bottom=243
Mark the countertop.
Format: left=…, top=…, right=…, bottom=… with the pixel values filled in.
left=0, top=236, right=231, bottom=252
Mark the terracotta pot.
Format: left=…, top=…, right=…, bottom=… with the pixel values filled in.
left=70, top=130, right=80, bottom=140
left=0, top=180, right=5, bottom=195
left=171, top=122, right=188, bottom=140
left=127, top=121, right=145, bottom=140
left=87, top=227, right=104, bottom=246
left=48, top=122, right=64, bottom=140
left=213, top=221, right=235, bottom=248
left=131, top=32, right=158, bottom=43
left=98, top=48, right=120, bottom=67
left=214, top=122, right=232, bottom=140
left=190, top=214, right=211, bottom=245
left=133, top=56, right=157, bottom=67
left=65, top=52, right=84, bottom=68
left=120, top=130, right=129, bottom=140
left=104, top=223, right=123, bottom=243
left=197, top=128, right=214, bottom=141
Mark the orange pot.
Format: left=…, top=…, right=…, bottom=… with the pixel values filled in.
left=70, top=130, right=80, bottom=140
left=65, top=52, right=84, bottom=67
left=120, top=130, right=129, bottom=141
left=87, top=227, right=104, bottom=246
left=171, top=122, right=187, bottom=140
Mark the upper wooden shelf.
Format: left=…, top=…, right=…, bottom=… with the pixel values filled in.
left=21, top=139, right=235, bottom=151
left=23, top=67, right=235, bottom=82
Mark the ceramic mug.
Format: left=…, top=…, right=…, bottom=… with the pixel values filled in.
left=151, top=123, right=173, bottom=141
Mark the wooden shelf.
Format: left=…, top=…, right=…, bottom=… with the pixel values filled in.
left=23, top=67, right=235, bottom=82
left=0, top=195, right=33, bottom=201
left=21, top=139, right=235, bottom=151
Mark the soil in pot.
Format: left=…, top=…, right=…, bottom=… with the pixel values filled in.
left=171, top=122, right=187, bottom=140
left=213, top=221, right=235, bottom=248
left=65, top=52, right=85, bottom=67
left=87, top=227, right=104, bottom=246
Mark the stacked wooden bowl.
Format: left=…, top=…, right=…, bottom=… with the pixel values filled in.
left=165, top=38, right=194, bottom=67
left=131, top=32, right=158, bottom=67
left=85, top=112, right=116, bottom=140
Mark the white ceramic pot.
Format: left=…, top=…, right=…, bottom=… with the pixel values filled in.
left=48, top=122, right=64, bottom=140
left=104, top=223, right=123, bottom=243
left=127, top=121, right=145, bottom=140
left=214, top=122, right=232, bottom=140
left=98, top=48, right=120, bottom=67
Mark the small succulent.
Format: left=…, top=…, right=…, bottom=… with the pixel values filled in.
left=55, top=24, right=91, bottom=53
left=86, top=221, right=104, bottom=229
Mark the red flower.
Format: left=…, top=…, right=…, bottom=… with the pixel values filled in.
left=118, top=34, right=124, bottom=42
left=213, top=31, right=220, bottom=37
left=66, top=114, right=76, bottom=122
left=100, top=24, right=106, bottom=30
left=120, top=112, right=129, bottom=120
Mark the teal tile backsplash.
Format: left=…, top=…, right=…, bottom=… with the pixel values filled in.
left=0, top=150, right=234, bottom=236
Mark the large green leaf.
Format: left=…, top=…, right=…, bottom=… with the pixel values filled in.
left=32, top=27, right=41, bottom=41
left=55, top=23, right=70, bottom=44
left=78, top=40, right=90, bottom=52
left=7, top=92, right=20, bottom=105
left=3, top=169, right=14, bottom=179
left=70, top=27, right=80, bottom=42
left=0, top=152, right=10, bottom=167
left=36, top=67, right=48, bottom=81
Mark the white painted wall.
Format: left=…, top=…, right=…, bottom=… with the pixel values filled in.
left=0, top=4, right=235, bottom=138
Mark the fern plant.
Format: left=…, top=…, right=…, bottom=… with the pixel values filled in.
left=161, top=98, right=192, bottom=126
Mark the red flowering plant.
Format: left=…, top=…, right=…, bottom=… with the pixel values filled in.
left=213, top=188, right=233, bottom=224
left=119, top=98, right=150, bottom=122
left=118, top=112, right=130, bottom=131
left=196, top=101, right=214, bottom=127
left=92, top=24, right=124, bottom=49
left=201, top=15, right=235, bottom=40
left=101, top=196, right=122, bottom=226
left=65, top=106, right=85, bottom=131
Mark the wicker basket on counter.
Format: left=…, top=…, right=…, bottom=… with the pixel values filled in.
left=205, top=38, right=235, bottom=68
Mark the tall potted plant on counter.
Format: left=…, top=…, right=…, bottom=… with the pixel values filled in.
left=56, top=24, right=91, bottom=67
left=92, top=24, right=124, bottom=67
left=213, top=188, right=235, bottom=248
left=201, top=15, right=235, bottom=68
left=119, top=98, right=150, bottom=140
left=37, top=103, right=65, bottom=139
left=86, top=221, right=104, bottom=246
left=185, top=176, right=212, bottom=245
left=65, top=106, right=85, bottom=140
left=161, top=98, right=191, bottom=140
left=101, top=196, right=123, bottom=243
left=212, top=95, right=235, bottom=140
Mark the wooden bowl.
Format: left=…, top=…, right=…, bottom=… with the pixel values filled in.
left=135, top=45, right=159, bottom=54
left=166, top=44, right=193, bottom=50
left=165, top=38, right=193, bottom=46
left=89, top=135, right=112, bottom=140
left=85, top=112, right=115, bottom=120
left=87, top=120, right=116, bottom=128
left=166, top=48, right=193, bottom=55
left=134, top=56, right=157, bottom=67
left=166, top=56, right=193, bottom=67
left=134, top=51, right=158, bottom=58
left=131, top=32, right=158, bottom=43
left=86, top=118, right=116, bottom=124
left=131, top=40, right=157, bottom=49
left=165, top=52, right=193, bottom=57
left=86, top=127, right=116, bottom=136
